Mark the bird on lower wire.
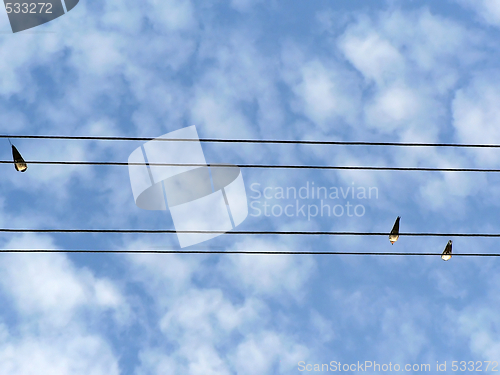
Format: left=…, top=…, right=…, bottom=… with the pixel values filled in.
left=8, top=139, right=27, bottom=172
left=441, top=240, right=452, bottom=261
left=389, top=216, right=400, bottom=244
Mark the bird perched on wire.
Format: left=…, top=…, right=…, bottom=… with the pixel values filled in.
left=389, top=216, right=400, bottom=244
left=8, top=139, right=27, bottom=172
left=441, top=240, right=452, bottom=261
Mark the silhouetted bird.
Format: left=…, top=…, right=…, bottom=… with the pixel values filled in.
left=389, top=216, right=400, bottom=244
left=9, top=141, right=27, bottom=172
left=441, top=240, right=452, bottom=261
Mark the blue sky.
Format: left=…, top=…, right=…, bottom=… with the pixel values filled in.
left=1, top=0, right=500, bottom=374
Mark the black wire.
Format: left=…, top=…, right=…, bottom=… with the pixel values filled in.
left=0, top=228, right=499, bottom=237
left=2, top=134, right=500, bottom=148
left=0, top=249, right=488, bottom=256
left=1, top=160, right=499, bottom=173
left=0, top=249, right=497, bottom=256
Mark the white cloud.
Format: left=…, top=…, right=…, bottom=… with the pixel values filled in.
left=126, top=252, right=199, bottom=300
left=71, top=32, right=126, bottom=76
left=456, top=0, right=500, bottom=26
left=364, top=84, right=420, bottom=131
left=0, top=328, right=120, bottom=375
left=127, top=235, right=315, bottom=375
left=380, top=9, right=481, bottom=74
left=309, top=310, right=335, bottom=343
left=190, top=30, right=282, bottom=143
left=338, top=22, right=405, bottom=86
left=287, top=59, right=361, bottom=129
left=233, top=332, right=308, bottom=375
left=334, top=8, right=481, bottom=140
left=136, top=350, right=179, bottom=375
left=418, top=171, right=486, bottom=214
left=0, top=105, right=29, bottom=132
left=452, top=74, right=500, bottom=165
left=0, top=235, right=128, bottom=328
left=148, top=0, right=196, bottom=31
left=159, top=288, right=263, bottom=338
left=429, top=268, right=468, bottom=299
left=0, top=235, right=126, bottom=375
left=218, top=238, right=316, bottom=300
left=378, top=305, right=428, bottom=359
left=454, top=273, right=500, bottom=360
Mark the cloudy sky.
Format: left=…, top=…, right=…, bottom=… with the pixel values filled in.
left=1, top=0, right=500, bottom=374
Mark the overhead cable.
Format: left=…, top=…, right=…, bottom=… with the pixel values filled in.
left=1, top=228, right=500, bottom=237
left=2, top=134, right=500, bottom=148
left=0, top=248, right=498, bottom=256
left=0, top=160, right=499, bottom=173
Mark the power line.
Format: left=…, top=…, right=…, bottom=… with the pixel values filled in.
left=1, top=228, right=500, bottom=237
left=1, top=160, right=499, bottom=173
left=2, top=134, right=500, bottom=149
left=0, top=248, right=499, bottom=256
